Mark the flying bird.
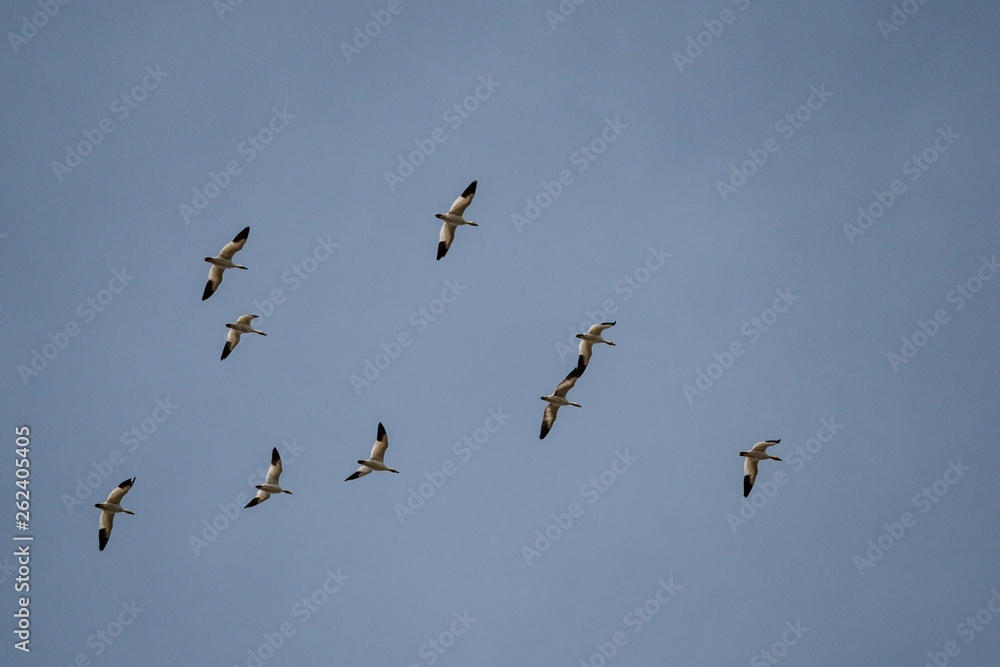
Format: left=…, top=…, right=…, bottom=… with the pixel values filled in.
left=435, top=180, right=478, bottom=260
left=346, top=422, right=399, bottom=480
left=740, top=440, right=782, bottom=497
left=575, top=321, right=616, bottom=376
left=202, top=226, right=250, bottom=300
left=95, top=477, right=136, bottom=551
left=245, top=447, right=293, bottom=508
left=539, top=369, right=582, bottom=439
left=221, top=314, right=266, bottom=360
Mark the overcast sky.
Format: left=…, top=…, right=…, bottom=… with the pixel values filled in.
left=3, top=1, right=1000, bottom=665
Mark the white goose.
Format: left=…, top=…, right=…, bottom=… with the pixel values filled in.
left=540, top=369, right=582, bottom=439
left=740, top=440, right=782, bottom=497
left=95, top=477, right=136, bottom=551
left=435, top=181, right=478, bottom=260
left=575, top=321, right=616, bottom=376
left=245, top=447, right=292, bottom=508
left=346, top=422, right=399, bottom=480
left=221, top=314, right=266, bottom=360
left=202, top=226, right=250, bottom=300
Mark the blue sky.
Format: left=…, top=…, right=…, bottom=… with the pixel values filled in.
left=3, top=1, right=1000, bottom=665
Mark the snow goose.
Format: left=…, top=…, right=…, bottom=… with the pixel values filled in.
left=740, top=440, right=782, bottom=497
left=245, top=448, right=292, bottom=508
left=575, top=321, right=616, bottom=376
left=346, top=422, right=398, bottom=480
left=95, top=477, right=136, bottom=551
left=202, top=226, right=250, bottom=300
left=221, top=314, right=266, bottom=360
left=435, top=181, right=477, bottom=260
left=540, top=369, right=582, bottom=439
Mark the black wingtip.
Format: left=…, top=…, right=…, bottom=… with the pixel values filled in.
left=743, top=475, right=752, bottom=498
left=221, top=343, right=232, bottom=360
left=244, top=497, right=260, bottom=509
left=575, top=356, right=587, bottom=377
left=462, top=180, right=477, bottom=197
left=345, top=472, right=361, bottom=481
left=234, top=226, right=250, bottom=242
left=377, top=422, right=386, bottom=440
left=437, top=241, right=447, bottom=260
left=202, top=281, right=214, bottom=300
left=99, top=529, right=108, bottom=551
left=271, top=447, right=280, bottom=464
left=119, top=477, right=135, bottom=488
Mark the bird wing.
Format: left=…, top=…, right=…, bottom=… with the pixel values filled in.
left=245, top=490, right=270, bottom=508
left=265, top=447, right=283, bottom=485
left=235, top=314, right=258, bottom=325
left=222, top=328, right=241, bottom=360
left=553, top=369, right=579, bottom=398
left=203, top=265, right=224, bottom=300
left=743, top=457, right=759, bottom=497
left=345, top=465, right=371, bottom=481
left=99, top=511, right=114, bottom=551
left=106, top=477, right=135, bottom=504
left=587, top=321, right=616, bottom=335
left=218, top=226, right=250, bottom=260
left=437, top=222, right=455, bottom=260
left=448, top=181, right=477, bottom=216
left=540, top=403, right=560, bottom=439
left=750, top=440, right=780, bottom=453
left=369, top=423, right=388, bottom=462
left=576, top=339, right=593, bottom=375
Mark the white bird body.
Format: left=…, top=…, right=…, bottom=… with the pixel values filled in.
left=575, top=321, right=616, bottom=376
left=740, top=440, right=782, bottom=497
left=436, top=181, right=478, bottom=260
left=245, top=448, right=292, bottom=508
left=221, top=314, right=267, bottom=360
left=540, top=370, right=581, bottom=439
left=203, top=226, right=250, bottom=300
left=346, top=423, right=398, bottom=480
left=95, top=477, right=136, bottom=551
